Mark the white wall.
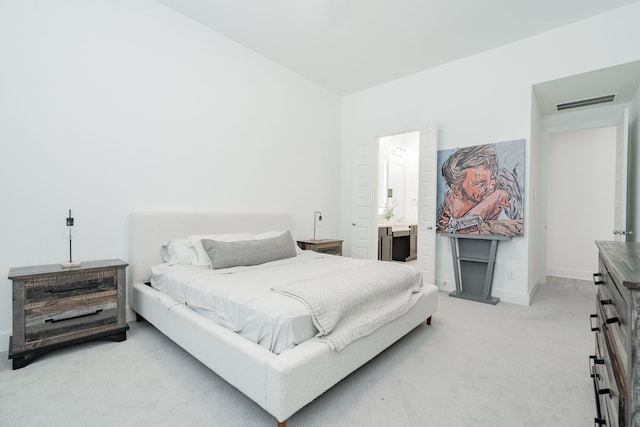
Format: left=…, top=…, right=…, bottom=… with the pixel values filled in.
left=546, top=127, right=616, bottom=280
left=340, top=3, right=640, bottom=304
left=528, top=90, right=544, bottom=296
left=630, top=86, right=640, bottom=243
left=0, top=1, right=341, bottom=351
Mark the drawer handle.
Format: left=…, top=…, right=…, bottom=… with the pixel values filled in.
left=593, top=273, right=603, bottom=286
left=598, top=388, right=611, bottom=396
left=44, top=309, right=103, bottom=324
left=589, top=314, right=600, bottom=332
left=605, top=317, right=619, bottom=325
left=46, top=283, right=102, bottom=294
left=594, top=418, right=606, bottom=426
left=600, top=299, right=612, bottom=305
left=591, top=362, right=606, bottom=426
left=590, top=364, right=599, bottom=380
left=590, top=355, right=605, bottom=365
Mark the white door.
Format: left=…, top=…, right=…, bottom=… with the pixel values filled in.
left=351, top=141, right=377, bottom=259
left=614, top=108, right=629, bottom=241
left=350, top=124, right=438, bottom=284
left=417, top=123, right=437, bottom=284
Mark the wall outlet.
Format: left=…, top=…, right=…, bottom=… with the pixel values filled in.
left=435, top=279, right=454, bottom=292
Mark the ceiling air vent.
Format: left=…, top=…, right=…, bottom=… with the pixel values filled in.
left=556, top=94, right=616, bottom=111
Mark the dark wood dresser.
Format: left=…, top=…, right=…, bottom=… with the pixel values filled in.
left=591, top=241, right=640, bottom=426
left=8, top=259, right=129, bottom=369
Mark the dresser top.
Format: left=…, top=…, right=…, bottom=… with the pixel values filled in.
left=596, top=241, right=640, bottom=289
left=8, top=259, right=128, bottom=280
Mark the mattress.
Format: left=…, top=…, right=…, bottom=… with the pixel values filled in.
left=150, top=251, right=424, bottom=354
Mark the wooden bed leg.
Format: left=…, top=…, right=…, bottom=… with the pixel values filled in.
left=135, top=312, right=144, bottom=322
left=277, top=420, right=286, bottom=427
left=426, top=316, right=432, bottom=325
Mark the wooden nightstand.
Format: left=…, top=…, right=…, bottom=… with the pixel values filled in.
left=297, top=239, right=343, bottom=256
left=8, top=259, right=129, bottom=369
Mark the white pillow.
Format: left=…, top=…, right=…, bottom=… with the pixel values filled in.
left=188, top=233, right=254, bottom=266
left=160, top=239, right=198, bottom=265
left=255, top=230, right=303, bottom=254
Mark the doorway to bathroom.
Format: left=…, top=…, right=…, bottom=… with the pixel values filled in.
left=376, top=131, right=420, bottom=265
left=350, top=124, right=437, bottom=285
left=378, top=131, right=419, bottom=226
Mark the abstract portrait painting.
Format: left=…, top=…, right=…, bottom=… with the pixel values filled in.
left=436, top=139, right=525, bottom=236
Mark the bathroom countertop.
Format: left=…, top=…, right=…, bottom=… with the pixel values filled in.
left=378, top=222, right=416, bottom=232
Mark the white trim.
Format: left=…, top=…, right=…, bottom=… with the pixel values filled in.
left=1, top=331, right=9, bottom=354
left=492, top=287, right=532, bottom=306
left=434, top=279, right=455, bottom=293
left=546, top=268, right=594, bottom=281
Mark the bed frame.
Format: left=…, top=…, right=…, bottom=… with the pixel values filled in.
left=128, top=212, right=438, bottom=426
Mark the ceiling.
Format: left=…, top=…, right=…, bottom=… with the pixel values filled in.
left=157, top=0, right=640, bottom=96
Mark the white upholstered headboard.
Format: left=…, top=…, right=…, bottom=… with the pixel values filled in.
left=127, top=212, right=293, bottom=286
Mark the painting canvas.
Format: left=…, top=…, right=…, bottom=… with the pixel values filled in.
left=436, top=139, right=525, bottom=237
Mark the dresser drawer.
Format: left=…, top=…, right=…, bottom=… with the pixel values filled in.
left=599, top=326, right=626, bottom=427
left=591, top=241, right=640, bottom=427
left=596, top=265, right=630, bottom=377
left=593, top=331, right=614, bottom=426
left=597, top=260, right=629, bottom=328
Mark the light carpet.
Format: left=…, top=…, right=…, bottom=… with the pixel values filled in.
left=0, top=284, right=596, bottom=426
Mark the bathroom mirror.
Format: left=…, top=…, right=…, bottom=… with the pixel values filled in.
left=377, top=132, right=419, bottom=223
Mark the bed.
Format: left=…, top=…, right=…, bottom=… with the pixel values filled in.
left=128, top=212, right=438, bottom=426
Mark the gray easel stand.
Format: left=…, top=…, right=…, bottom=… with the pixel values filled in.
left=444, top=233, right=511, bottom=305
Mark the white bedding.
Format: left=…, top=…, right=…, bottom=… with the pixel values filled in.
left=273, top=259, right=422, bottom=351
left=151, top=252, right=319, bottom=354
left=150, top=250, right=424, bottom=354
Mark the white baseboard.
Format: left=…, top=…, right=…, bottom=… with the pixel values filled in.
left=546, top=268, right=593, bottom=282
left=1, top=330, right=9, bottom=354
left=546, top=275, right=594, bottom=291
left=434, top=279, right=455, bottom=293
left=492, top=287, right=532, bottom=306
left=436, top=278, right=531, bottom=306
left=527, top=281, right=540, bottom=304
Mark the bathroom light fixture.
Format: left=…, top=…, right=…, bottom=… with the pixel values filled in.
left=313, top=211, right=323, bottom=240
left=61, top=209, right=81, bottom=268
left=391, top=145, right=406, bottom=157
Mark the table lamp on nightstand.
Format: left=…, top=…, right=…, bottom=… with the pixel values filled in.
left=61, top=209, right=81, bottom=268
left=313, top=211, right=322, bottom=240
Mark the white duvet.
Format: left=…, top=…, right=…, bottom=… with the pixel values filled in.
left=150, top=251, right=423, bottom=354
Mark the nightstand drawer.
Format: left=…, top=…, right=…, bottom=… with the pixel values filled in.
left=297, top=239, right=343, bottom=256
left=316, top=245, right=341, bottom=255
left=25, top=295, right=117, bottom=342
left=24, top=272, right=117, bottom=303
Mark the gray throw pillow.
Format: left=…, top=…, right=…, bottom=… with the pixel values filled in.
left=201, top=231, right=297, bottom=269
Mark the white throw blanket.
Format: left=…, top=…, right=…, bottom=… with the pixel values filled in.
left=272, top=261, right=423, bottom=351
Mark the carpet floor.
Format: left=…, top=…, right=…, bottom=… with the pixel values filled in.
left=0, top=284, right=596, bottom=426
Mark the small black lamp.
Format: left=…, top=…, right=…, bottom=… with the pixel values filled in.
left=313, top=211, right=323, bottom=240
left=61, top=209, right=81, bottom=268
